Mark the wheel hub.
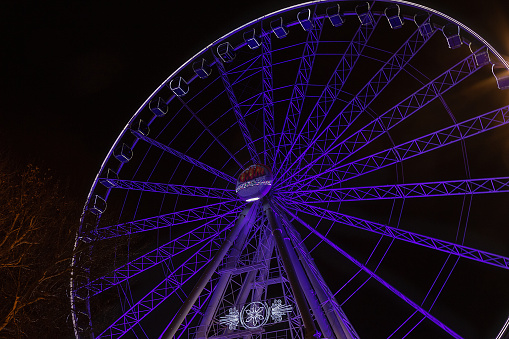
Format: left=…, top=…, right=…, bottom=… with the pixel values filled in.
left=235, top=164, right=273, bottom=202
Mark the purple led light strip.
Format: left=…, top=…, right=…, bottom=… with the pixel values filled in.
left=279, top=53, right=480, bottom=189
left=77, top=211, right=240, bottom=299
left=274, top=12, right=324, bottom=174
left=285, top=105, right=509, bottom=190
left=276, top=15, right=381, bottom=181
left=94, top=200, right=242, bottom=239
left=96, top=227, right=230, bottom=339
left=279, top=204, right=463, bottom=339
left=104, top=178, right=238, bottom=200
left=278, top=176, right=509, bottom=202
left=277, top=26, right=434, bottom=187
left=277, top=197, right=509, bottom=270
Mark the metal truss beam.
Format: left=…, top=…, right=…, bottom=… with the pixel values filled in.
left=263, top=199, right=320, bottom=339
left=278, top=198, right=509, bottom=270
left=282, top=207, right=463, bottom=339
left=294, top=104, right=509, bottom=189
left=278, top=27, right=435, bottom=188
left=279, top=176, right=509, bottom=203
left=140, top=135, right=236, bottom=184
left=232, top=221, right=274, bottom=315
left=277, top=16, right=380, bottom=182
left=93, top=200, right=243, bottom=239
left=76, top=215, right=238, bottom=299
left=310, top=53, right=481, bottom=171
left=172, top=279, right=216, bottom=339
left=216, top=58, right=260, bottom=163
left=277, top=214, right=337, bottom=339
left=275, top=13, right=324, bottom=173
left=278, top=210, right=359, bottom=339
left=161, top=203, right=259, bottom=339
left=261, top=29, right=276, bottom=167
left=195, top=205, right=257, bottom=339
left=96, top=231, right=229, bottom=338
left=103, top=178, right=237, bottom=200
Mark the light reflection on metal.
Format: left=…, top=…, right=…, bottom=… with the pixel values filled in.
left=496, top=315, right=509, bottom=339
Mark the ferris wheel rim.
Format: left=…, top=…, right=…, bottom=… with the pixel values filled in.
left=71, top=1, right=509, bottom=338
left=79, top=0, right=509, bottom=215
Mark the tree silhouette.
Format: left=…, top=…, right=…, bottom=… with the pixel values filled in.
left=0, top=162, right=79, bottom=337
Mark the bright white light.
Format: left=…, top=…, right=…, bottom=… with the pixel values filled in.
left=496, top=315, right=509, bottom=339
left=245, top=197, right=260, bottom=202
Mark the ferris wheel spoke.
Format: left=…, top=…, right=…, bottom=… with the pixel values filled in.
left=289, top=104, right=509, bottom=189
left=139, top=135, right=236, bottom=184
left=277, top=176, right=509, bottom=203
left=280, top=206, right=464, bottom=339
left=274, top=13, right=324, bottom=174
left=171, top=280, right=217, bottom=339
left=161, top=202, right=259, bottom=339
left=93, top=200, right=243, bottom=240
left=329, top=53, right=482, bottom=166
left=277, top=15, right=381, bottom=182
left=177, top=96, right=243, bottom=168
left=277, top=197, right=509, bottom=270
left=77, top=215, right=239, bottom=299
left=261, top=28, right=276, bottom=167
left=278, top=27, right=436, bottom=189
left=193, top=212, right=263, bottom=339
left=275, top=210, right=361, bottom=338
left=216, top=58, right=260, bottom=163
left=103, top=178, right=238, bottom=200
left=95, top=232, right=229, bottom=339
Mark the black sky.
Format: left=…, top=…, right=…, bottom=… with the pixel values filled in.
left=3, top=0, right=508, bottom=198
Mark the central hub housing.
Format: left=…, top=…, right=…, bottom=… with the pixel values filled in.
left=236, top=164, right=273, bottom=202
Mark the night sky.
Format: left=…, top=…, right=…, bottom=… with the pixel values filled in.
left=4, top=0, right=508, bottom=197
left=4, top=0, right=509, bottom=338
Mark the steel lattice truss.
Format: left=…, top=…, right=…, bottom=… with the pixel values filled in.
left=96, top=231, right=230, bottom=338
left=261, top=28, right=276, bottom=167
left=101, top=178, right=238, bottom=200
left=275, top=11, right=324, bottom=169
left=216, top=58, right=260, bottom=164
left=290, top=105, right=509, bottom=190
left=78, top=215, right=239, bottom=298
left=278, top=15, right=381, bottom=180
left=281, top=52, right=481, bottom=186
left=71, top=2, right=509, bottom=339
left=280, top=176, right=509, bottom=202
left=139, top=135, right=236, bottom=184
left=278, top=23, right=435, bottom=186
left=93, top=200, right=242, bottom=239
left=278, top=197, right=509, bottom=270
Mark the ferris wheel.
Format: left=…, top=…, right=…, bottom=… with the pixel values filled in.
left=70, top=1, right=509, bottom=338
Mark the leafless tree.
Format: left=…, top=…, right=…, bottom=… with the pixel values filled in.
left=0, top=162, right=79, bottom=338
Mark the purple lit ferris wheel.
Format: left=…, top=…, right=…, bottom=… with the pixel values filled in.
left=71, top=1, right=509, bottom=338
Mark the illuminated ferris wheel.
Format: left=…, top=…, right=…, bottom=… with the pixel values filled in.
left=71, top=1, right=509, bottom=338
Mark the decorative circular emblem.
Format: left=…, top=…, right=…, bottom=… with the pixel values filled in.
left=239, top=302, right=270, bottom=329
left=236, top=164, right=273, bottom=202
